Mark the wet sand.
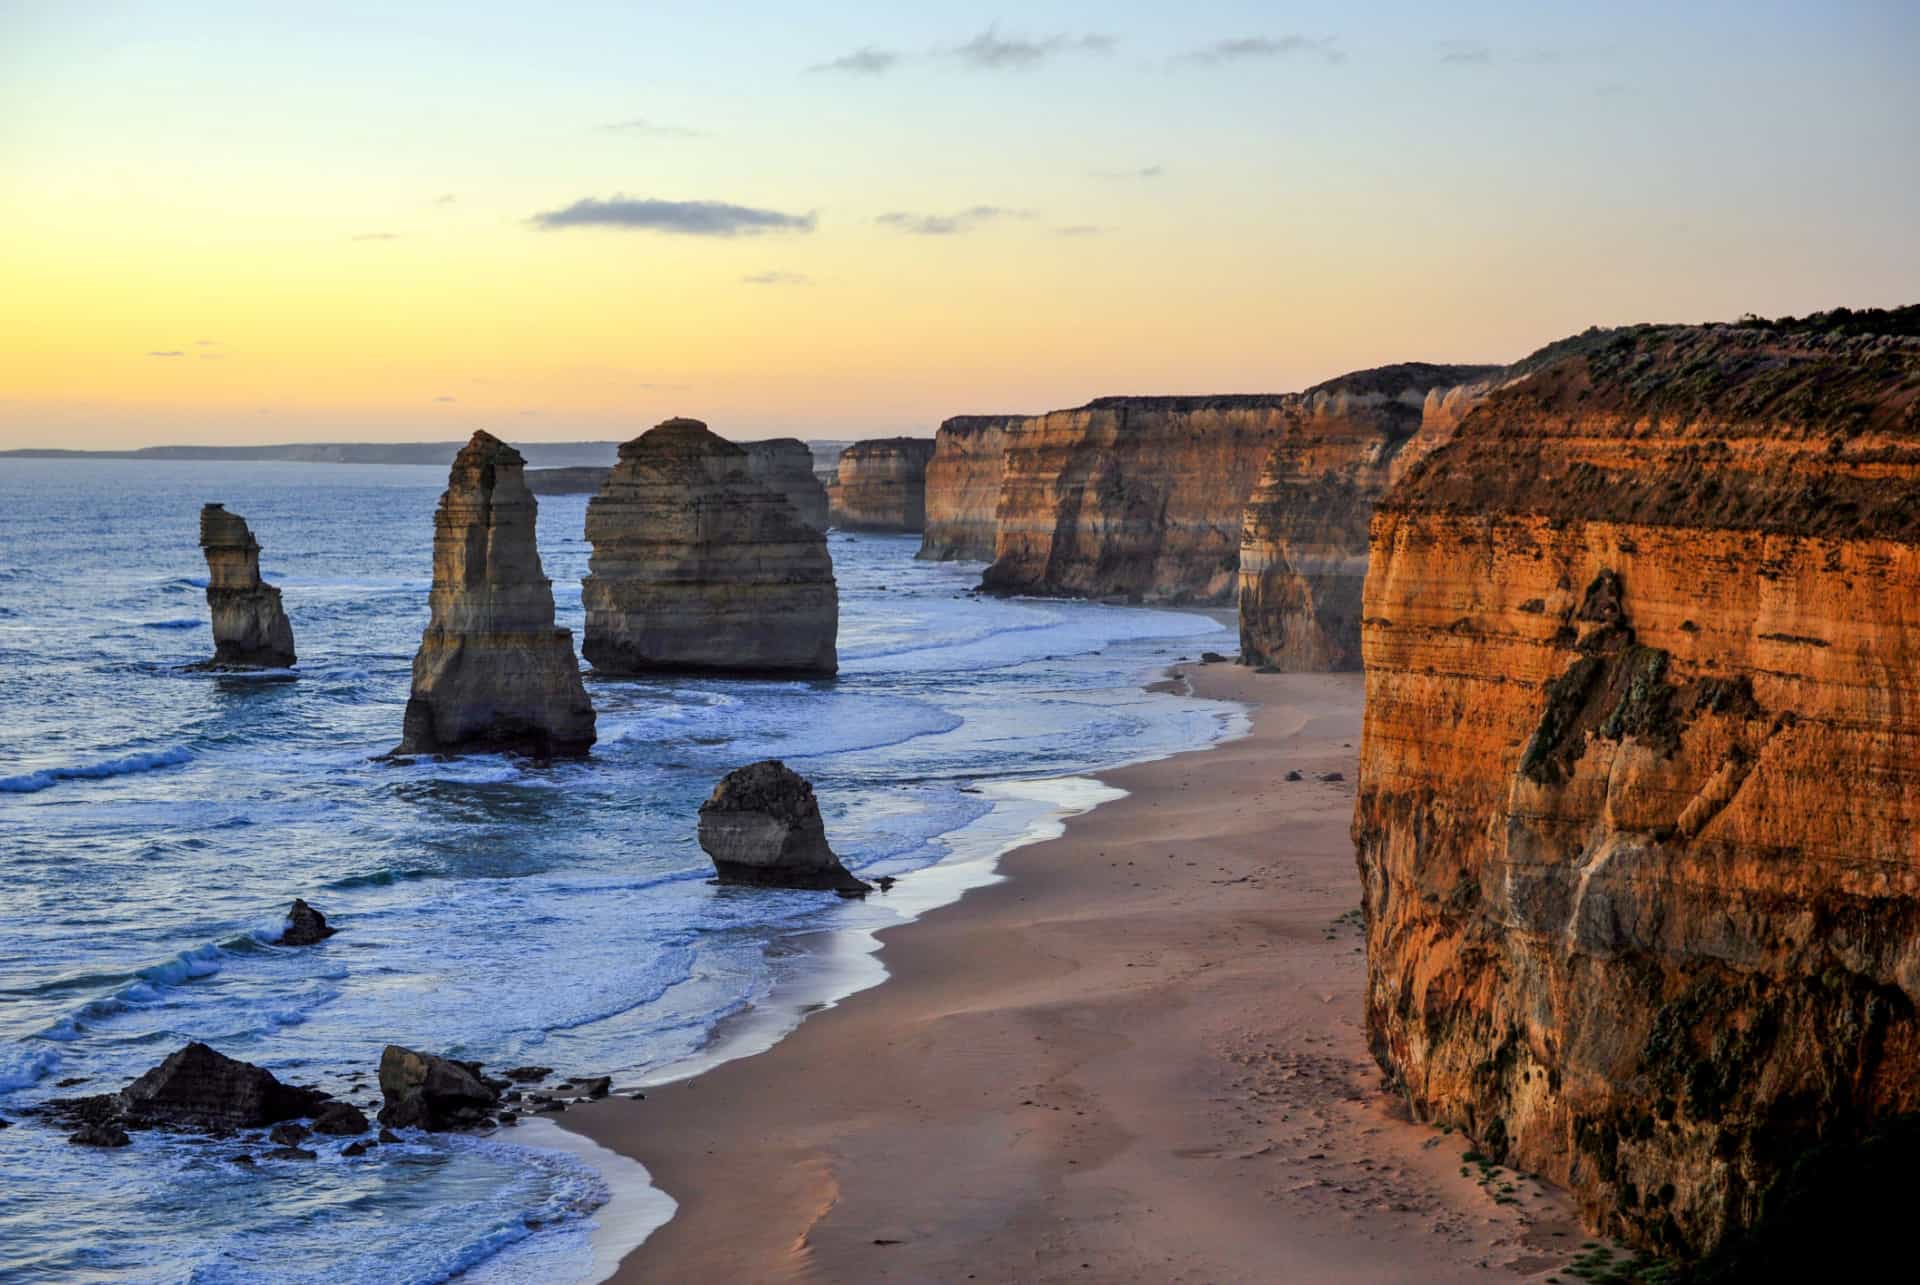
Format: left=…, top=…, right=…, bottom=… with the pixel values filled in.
left=560, top=667, right=1578, bottom=1282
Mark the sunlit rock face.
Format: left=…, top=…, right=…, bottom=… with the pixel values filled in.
left=918, top=415, right=1030, bottom=562
left=1236, top=364, right=1501, bottom=670
left=395, top=431, right=595, bottom=757
left=582, top=419, right=838, bottom=676
left=743, top=438, right=830, bottom=532
left=1354, top=317, right=1920, bottom=1257
left=826, top=437, right=936, bottom=532
left=198, top=504, right=297, bottom=667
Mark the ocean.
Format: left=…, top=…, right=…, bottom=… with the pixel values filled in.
left=0, top=458, right=1243, bottom=1283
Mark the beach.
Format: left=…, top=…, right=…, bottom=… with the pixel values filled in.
left=561, top=666, right=1579, bottom=1282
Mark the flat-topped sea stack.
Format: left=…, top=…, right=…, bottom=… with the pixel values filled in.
left=1236, top=364, right=1501, bottom=669
left=198, top=504, right=296, bottom=667
left=395, top=431, right=595, bottom=757
left=979, top=396, right=1295, bottom=602
left=917, top=415, right=1030, bottom=561
left=826, top=437, right=936, bottom=531
left=743, top=438, right=830, bottom=531
left=582, top=419, right=838, bottom=676
left=1354, top=309, right=1920, bottom=1257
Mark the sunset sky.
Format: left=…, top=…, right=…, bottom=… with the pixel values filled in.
left=3, top=0, right=1916, bottom=447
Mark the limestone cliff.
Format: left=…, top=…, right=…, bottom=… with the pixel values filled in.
left=395, top=431, right=595, bottom=757
left=525, top=466, right=610, bottom=495
left=744, top=438, right=830, bottom=531
left=827, top=437, right=936, bottom=532
left=198, top=504, right=297, bottom=667
left=917, top=415, right=1029, bottom=561
left=1354, top=315, right=1920, bottom=1257
left=582, top=419, right=838, bottom=675
left=1236, top=365, right=1501, bottom=670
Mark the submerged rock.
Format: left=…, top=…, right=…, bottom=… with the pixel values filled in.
left=277, top=898, right=336, bottom=946
left=69, top=1123, right=131, bottom=1148
left=697, top=760, right=871, bottom=893
left=395, top=431, right=596, bottom=757
left=376, top=1045, right=503, bottom=1131
left=198, top=504, right=296, bottom=668
left=582, top=419, right=838, bottom=676
left=310, top=1101, right=368, bottom=1136
left=117, top=1042, right=328, bottom=1130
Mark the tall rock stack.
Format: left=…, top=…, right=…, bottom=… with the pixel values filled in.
left=1236, top=364, right=1500, bottom=670
left=743, top=438, right=830, bottom=531
left=198, top=504, right=297, bottom=668
left=826, top=437, right=936, bottom=531
left=582, top=419, right=838, bottom=676
left=1354, top=313, right=1920, bottom=1258
left=395, top=431, right=595, bottom=757
left=917, top=415, right=1030, bottom=561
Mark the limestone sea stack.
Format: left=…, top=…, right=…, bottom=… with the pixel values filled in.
left=394, top=431, right=595, bottom=757
left=917, top=415, right=1030, bottom=561
left=198, top=504, right=296, bottom=667
left=1235, top=364, right=1500, bottom=670
left=743, top=438, right=831, bottom=531
left=581, top=419, right=838, bottom=676
left=697, top=760, right=871, bottom=893
left=1354, top=310, right=1920, bottom=1257
left=826, top=437, right=936, bottom=531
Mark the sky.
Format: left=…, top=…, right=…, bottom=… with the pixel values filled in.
left=2, top=1, right=1916, bottom=447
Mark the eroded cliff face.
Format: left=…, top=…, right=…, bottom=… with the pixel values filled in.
left=198, top=504, right=297, bottom=667
left=396, top=432, right=595, bottom=757
left=917, top=415, right=1028, bottom=561
left=1354, top=321, right=1920, bottom=1256
left=744, top=438, right=830, bottom=532
left=582, top=419, right=838, bottom=675
left=1236, top=365, right=1501, bottom=670
left=827, top=437, right=936, bottom=532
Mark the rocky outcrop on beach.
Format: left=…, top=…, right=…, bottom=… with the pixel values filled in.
left=197, top=504, right=296, bottom=667
left=582, top=419, right=838, bottom=676
left=918, top=415, right=1030, bottom=561
left=377, top=1045, right=505, bottom=1131
left=826, top=437, right=936, bottom=532
left=278, top=898, right=336, bottom=946
left=119, top=1042, right=329, bottom=1129
left=697, top=760, right=870, bottom=893
left=744, top=438, right=831, bottom=531
left=1353, top=313, right=1920, bottom=1257
left=1236, top=364, right=1501, bottom=669
left=395, top=431, right=596, bottom=757
left=524, top=466, right=610, bottom=495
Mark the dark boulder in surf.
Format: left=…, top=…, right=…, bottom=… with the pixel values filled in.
left=277, top=898, right=336, bottom=946
left=117, top=1042, right=328, bottom=1130
left=376, top=1045, right=503, bottom=1131
left=696, top=760, right=871, bottom=893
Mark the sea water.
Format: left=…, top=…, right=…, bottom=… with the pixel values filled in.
left=0, top=458, right=1243, bottom=1282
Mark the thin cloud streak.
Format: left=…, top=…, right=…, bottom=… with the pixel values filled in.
left=874, top=206, right=1034, bottom=236
left=146, top=350, right=185, bottom=358
left=1175, top=35, right=1345, bottom=65
left=1091, top=164, right=1163, bottom=180
left=808, top=46, right=901, bottom=75
left=1056, top=225, right=1103, bottom=237
left=351, top=232, right=400, bottom=241
left=945, top=26, right=1115, bottom=69
left=531, top=196, right=817, bottom=236
left=741, top=271, right=812, bottom=286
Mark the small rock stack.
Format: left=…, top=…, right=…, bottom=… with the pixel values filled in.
left=198, top=504, right=297, bottom=668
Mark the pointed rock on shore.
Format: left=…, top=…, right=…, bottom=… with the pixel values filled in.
left=198, top=504, right=296, bottom=667
left=395, top=431, right=596, bottom=757
left=697, top=760, right=871, bottom=892
left=582, top=419, right=838, bottom=676
left=117, top=1042, right=328, bottom=1129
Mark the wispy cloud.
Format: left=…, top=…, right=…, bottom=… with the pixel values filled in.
left=1091, top=164, right=1163, bottom=181
left=1055, top=225, right=1103, bottom=238
left=596, top=117, right=707, bottom=138
left=351, top=232, right=400, bottom=241
left=434, top=193, right=456, bottom=206
left=809, top=46, right=902, bottom=75
left=1175, top=35, right=1345, bottom=66
left=875, top=206, right=1034, bottom=236
left=146, top=350, right=185, bottom=358
left=531, top=196, right=817, bottom=236
left=741, top=271, right=812, bottom=286
left=945, top=26, right=1115, bottom=69
left=1438, top=40, right=1494, bottom=65
left=195, top=338, right=216, bottom=347
left=434, top=395, right=457, bottom=403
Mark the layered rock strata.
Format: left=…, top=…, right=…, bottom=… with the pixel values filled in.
left=582, top=419, right=838, bottom=676
left=826, top=437, right=936, bottom=531
left=198, top=504, right=296, bottom=667
left=744, top=438, right=831, bottom=531
left=395, top=431, right=595, bottom=757
left=1354, top=316, right=1920, bottom=1257
left=1237, top=364, right=1502, bottom=669
left=697, top=759, right=870, bottom=892
left=917, top=415, right=1030, bottom=561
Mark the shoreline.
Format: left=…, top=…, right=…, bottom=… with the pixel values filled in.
left=559, top=666, right=1584, bottom=1281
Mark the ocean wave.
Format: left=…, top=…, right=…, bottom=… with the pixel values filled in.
left=324, top=866, right=439, bottom=890
left=33, top=943, right=227, bottom=1041
left=139, top=618, right=202, bottom=631
left=160, top=576, right=208, bottom=593
left=0, top=746, right=194, bottom=794
left=0, top=1045, right=61, bottom=1093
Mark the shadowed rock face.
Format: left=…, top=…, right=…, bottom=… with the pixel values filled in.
left=1354, top=317, right=1920, bottom=1257
left=744, top=438, right=830, bottom=531
left=377, top=1046, right=502, bottom=1131
left=697, top=759, right=870, bottom=892
left=524, top=466, right=610, bottom=495
left=395, top=431, right=595, bottom=757
left=827, top=437, right=936, bottom=532
left=582, top=419, right=838, bottom=676
left=1236, top=364, right=1502, bottom=670
left=918, top=415, right=1030, bottom=562
left=118, top=1042, right=328, bottom=1129
left=198, top=504, right=296, bottom=667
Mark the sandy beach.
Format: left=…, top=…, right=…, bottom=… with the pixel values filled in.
left=561, top=666, right=1579, bottom=1282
